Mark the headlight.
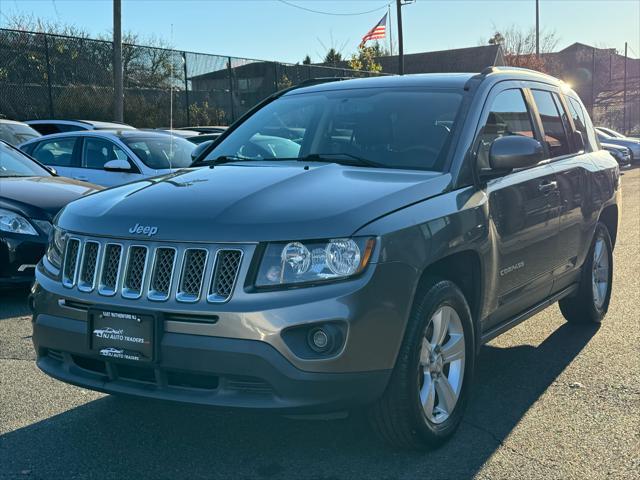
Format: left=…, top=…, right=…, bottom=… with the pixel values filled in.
left=45, top=226, right=68, bottom=270
left=256, top=237, right=375, bottom=288
left=0, top=208, right=38, bottom=235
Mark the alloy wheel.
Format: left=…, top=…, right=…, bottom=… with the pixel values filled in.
left=418, top=305, right=465, bottom=424
left=592, top=236, right=610, bottom=309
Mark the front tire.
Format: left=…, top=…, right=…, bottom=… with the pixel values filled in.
left=369, top=278, right=475, bottom=450
left=559, top=222, right=613, bottom=324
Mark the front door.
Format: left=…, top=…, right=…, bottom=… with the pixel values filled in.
left=475, top=86, right=562, bottom=329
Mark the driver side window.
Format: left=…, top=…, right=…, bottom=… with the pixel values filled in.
left=477, top=89, right=535, bottom=169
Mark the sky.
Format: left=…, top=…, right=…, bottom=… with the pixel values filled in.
left=0, top=0, right=638, bottom=63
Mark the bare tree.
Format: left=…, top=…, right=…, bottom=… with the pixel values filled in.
left=488, top=25, right=559, bottom=72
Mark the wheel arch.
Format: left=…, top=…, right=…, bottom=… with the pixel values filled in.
left=599, top=204, right=618, bottom=248
left=415, top=250, right=483, bottom=349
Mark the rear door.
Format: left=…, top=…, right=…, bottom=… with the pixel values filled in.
left=477, top=84, right=562, bottom=329
left=29, top=136, right=81, bottom=179
left=542, top=91, right=598, bottom=293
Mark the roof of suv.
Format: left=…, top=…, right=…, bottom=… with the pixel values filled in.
left=285, top=68, right=564, bottom=95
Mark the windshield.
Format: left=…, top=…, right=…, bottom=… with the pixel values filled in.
left=202, top=87, right=463, bottom=171
left=0, top=123, right=41, bottom=146
left=0, top=142, right=50, bottom=177
left=122, top=136, right=195, bottom=169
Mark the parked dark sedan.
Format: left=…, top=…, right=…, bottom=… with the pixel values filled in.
left=0, top=141, right=101, bottom=285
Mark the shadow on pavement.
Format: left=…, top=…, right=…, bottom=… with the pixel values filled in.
left=0, top=321, right=598, bottom=479
left=0, top=286, right=31, bottom=320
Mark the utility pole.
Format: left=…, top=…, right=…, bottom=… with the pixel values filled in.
left=591, top=47, right=596, bottom=118
left=113, top=0, right=124, bottom=122
left=623, top=42, right=628, bottom=135
left=396, top=0, right=404, bottom=75
left=536, top=0, right=540, bottom=58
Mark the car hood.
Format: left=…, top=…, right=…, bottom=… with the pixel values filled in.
left=58, top=162, right=452, bottom=242
left=0, top=176, right=102, bottom=221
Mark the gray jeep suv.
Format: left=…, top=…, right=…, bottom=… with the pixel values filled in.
left=31, top=68, right=620, bottom=449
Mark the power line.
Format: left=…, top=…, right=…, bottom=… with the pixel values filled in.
left=276, top=0, right=389, bottom=17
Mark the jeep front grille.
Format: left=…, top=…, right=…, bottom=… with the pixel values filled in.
left=78, top=241, right=100, bottom=292
left=59, top=237, right=243, bottom=304
left=209, top=250, right=243, bottom=302
left=123, top=246, right=148, bottom=298
left=177, top=249, right=208, bottom=302
left=99, top=244, right=123, bottom=296
left=62, top=238, right=80, bottom=288
left=148, top=248, right=176, bottom=301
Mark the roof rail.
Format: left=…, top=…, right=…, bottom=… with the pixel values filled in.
left=295, top=77, right=349, bottom=88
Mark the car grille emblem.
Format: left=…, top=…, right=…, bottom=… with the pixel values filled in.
left=128, top=223, right=158, bottom=237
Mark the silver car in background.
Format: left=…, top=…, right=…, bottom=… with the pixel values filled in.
left=19, top=130, right=196, bottom=187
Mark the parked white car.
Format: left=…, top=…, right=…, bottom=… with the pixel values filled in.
left=19, top=130, right=196, bottom=187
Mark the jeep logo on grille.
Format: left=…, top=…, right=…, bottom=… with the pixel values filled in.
left=128, top=223, right=158, bottom=237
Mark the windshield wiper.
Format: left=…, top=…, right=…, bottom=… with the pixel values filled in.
left=297, top=153, right=384, bottom=168
left=196, top=155, right=250, bottom=168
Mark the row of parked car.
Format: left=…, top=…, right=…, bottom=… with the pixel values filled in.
left=0, top=118, right=227, bottom=187
left=0, top=118, right=228, bottom=285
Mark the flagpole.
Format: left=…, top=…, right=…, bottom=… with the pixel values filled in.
left=388, top=3, right=393, bottom=55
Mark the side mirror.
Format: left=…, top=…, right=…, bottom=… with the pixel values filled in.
left=487, top=136, right=545, bottom=171
left=573, top=131, right=585, bottom=151
left=103, top=159, right=133, bottom=172
left=191, top=140, right=214, bottom=162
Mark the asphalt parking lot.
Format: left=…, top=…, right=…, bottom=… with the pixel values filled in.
left=1, top=168, right=638, bottom=480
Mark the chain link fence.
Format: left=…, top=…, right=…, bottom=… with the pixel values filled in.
left=0, top=28, right=383, bottom=128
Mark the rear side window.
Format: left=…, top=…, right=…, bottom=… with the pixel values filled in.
left=82, top=137, right=129, bottom=169
left=567, top=96, right=598, bottom=150
left=476, top=89, right=535, bottom=169
left=31, top=138, right=78, bottom=167
left=531, top=90, right=571, bottom=158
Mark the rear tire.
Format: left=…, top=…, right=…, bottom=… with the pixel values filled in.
left=559, top=222, right=613, bottom=324
left=368, top=278, right=475, bottom=450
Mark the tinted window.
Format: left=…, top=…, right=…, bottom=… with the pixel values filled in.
left=203, top=88, right=463, bottom=171
left=0, top=123, right=41, bottom=146
left=477, top=89, right=535, bottom=169
left=83, top=137, right=129, bottom=169
left=532, top=90, right=571, bottom=157
left=31, top=124, right=61, bottom=135
left=31, top=137, right=78, bottom=166
left=0, top=143, right=50, bottom=177
left=122, top=136, right=195, bottom=169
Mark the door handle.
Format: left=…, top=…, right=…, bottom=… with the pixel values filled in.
left=538, top=180, right=558, bottom=194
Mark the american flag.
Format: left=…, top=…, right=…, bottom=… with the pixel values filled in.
left=360, top=13, right=387, bottom=48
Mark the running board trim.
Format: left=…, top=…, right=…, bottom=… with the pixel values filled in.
left=480, top=284, right=579, bottom=345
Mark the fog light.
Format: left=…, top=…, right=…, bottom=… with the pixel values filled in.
left=308, top=327, right=332, bottom=353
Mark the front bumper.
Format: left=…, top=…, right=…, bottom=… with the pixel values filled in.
left=0, top=234, right=46, bottom=285
left=31, top=260, right=417, bottom=411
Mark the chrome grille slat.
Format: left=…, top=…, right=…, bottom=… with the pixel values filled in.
left=78, top=241, right=100, bottom=292
left=177, top=249, right=208, bottom=303
left=99, top=244, right=123, bottom=296
left=62, top=239, right=81, bottom=288
left=60, top=237, right=243, bottom=305
left=209, top=250, right=243, bottom=303
left=122, top=246, right=149, bottom=299
left=148, top=247, right=177, bottom=301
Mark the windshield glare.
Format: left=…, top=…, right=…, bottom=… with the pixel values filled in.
left=0, top=143, right=50, bottom=177
left=0, top=123, right=40, bottom=145
left=204, top=88, right=463, bottom=171
left=122, top=136, right=195, bottom=170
